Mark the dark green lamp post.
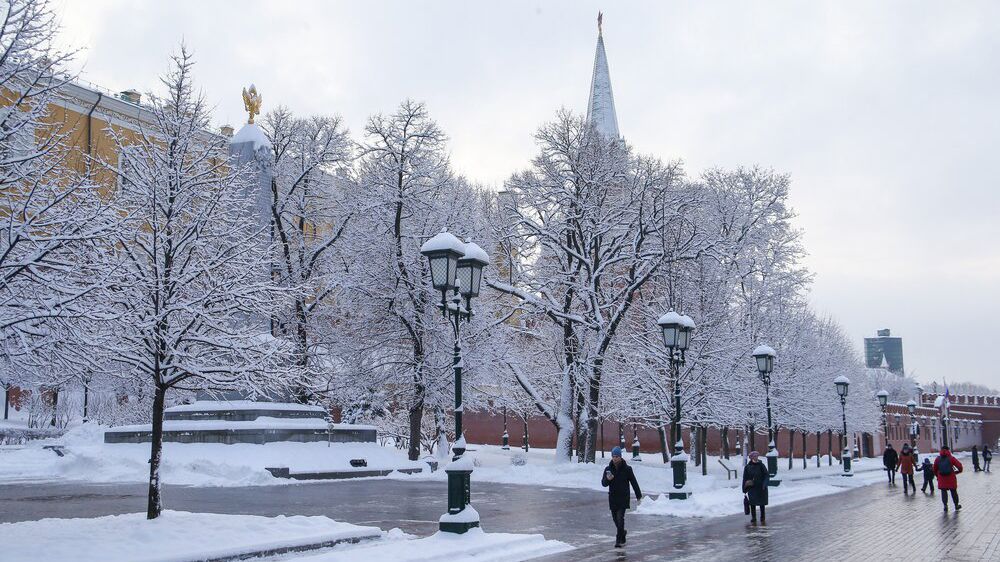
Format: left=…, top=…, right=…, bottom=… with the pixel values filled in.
left=834, top=375, right=852, bottom=477
left=752, top=344, right=781, bottom=487
left=907, top=399, right=918, bottom=453
left=421, top=231, right=488, bottom=533
left=658, top=310, right=695, bottom=499
left=877, top=389, right=889, bottom=447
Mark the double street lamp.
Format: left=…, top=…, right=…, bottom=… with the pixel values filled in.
left=876, top=389, right=889, bottom=446
left=657, top=310, right=695, bottom=500
left=420, top=230, right=489, bottom=534
left=906, top=399, right=918, bottom=452
left=834, top=375, right=853, bottom=476
left=751, top=345, right=781, bottom=486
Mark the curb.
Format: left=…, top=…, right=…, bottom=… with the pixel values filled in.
left=198, top=532, right=381, bottom=562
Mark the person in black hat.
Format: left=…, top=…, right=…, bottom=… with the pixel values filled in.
left=602, top=446, right=642, bottom=548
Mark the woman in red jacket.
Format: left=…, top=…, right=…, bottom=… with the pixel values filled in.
left=932, top=446, right=963, bottom=511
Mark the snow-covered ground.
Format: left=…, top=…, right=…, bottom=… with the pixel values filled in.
left=0, top=511, right=381, bottom=562
left=0, top=423, right=426, bottom=486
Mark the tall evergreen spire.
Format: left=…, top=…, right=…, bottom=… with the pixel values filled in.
left=586, top=12, right=620, bottom=139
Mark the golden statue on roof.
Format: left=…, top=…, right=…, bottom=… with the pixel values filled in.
left=242, top=84, right=262, bottom=124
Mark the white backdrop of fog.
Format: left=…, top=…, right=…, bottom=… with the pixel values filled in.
left=52, top=1, right=1000, bottom=389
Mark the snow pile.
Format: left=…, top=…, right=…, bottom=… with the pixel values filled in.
left=230, top=122, right=271, bottom=150
left=294, top=528, right=572, bottom=562
left=0, top=423, right=425, bottom=486
left=0, top=511, right=380, bottom=562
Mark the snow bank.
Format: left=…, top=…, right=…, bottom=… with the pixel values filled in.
left=294, top=528, right=572, bottom=562
left=0, top=423, right=425, bottom=486
left=0, top=511, right=380, bottom=562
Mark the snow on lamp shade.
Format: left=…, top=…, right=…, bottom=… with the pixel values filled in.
left=421, top=231, right=466, bottom=292
left=677, top=314, right=695, bottom=351
left=752, top=344, right=776, bottom=374
left=877, top=389, right=889, bottom=407
left=457, top=241, right=489, bottom=298
left=657, top=310, right=683, bottom=349
left=907, top=400, right=917, bottom=414
left=834, top=375, right=850, bottom=397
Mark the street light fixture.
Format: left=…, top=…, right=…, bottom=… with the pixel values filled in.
left=876, top=389, right=889, bottom=447
left=420, top=231, right=488, bottom=534
left=657, top=310, right=695, bottom=500
left=834, top=375, right=852, bottom=476
left=752, top=344, right=781, bottom=486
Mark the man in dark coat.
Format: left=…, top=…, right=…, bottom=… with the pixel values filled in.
left=742, top=451, right=770, bottom=524
left=882, top=443, right=899, bottom=484
left=971, top=446, right=981, bottom=472
left=601, top=446, right=642, bottom=548
left=983, top=445, right=993, bottom=473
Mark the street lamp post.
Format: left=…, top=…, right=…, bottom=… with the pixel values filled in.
left=877, top=389, right=889, bottom=447
left=752, top=345, right=781, bottom=487
left=906, top=400, right=918, bottom=453
left=658, top=310, right=695, bottom=500
left=834, top=375, right=853, bottom=477
left=632, top=424, right=642, bottom=462
left=420, top=230, right=489, bottom=534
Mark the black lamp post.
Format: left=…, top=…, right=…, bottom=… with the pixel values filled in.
left=420, top=230, right=488, bottom=534
left=876, top=389, right=889, bottom=447
left=752, top=344, right=781, bottom=486
left=906, top=400, right=917, bottom=451
left=834, top=375, right=852, bottom=477
left=658, top=309, right=695, bottom=500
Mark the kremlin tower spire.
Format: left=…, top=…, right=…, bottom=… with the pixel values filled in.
left=586, top=11, right=620, bottom=139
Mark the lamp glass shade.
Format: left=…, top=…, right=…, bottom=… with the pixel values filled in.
left=906, top=400, right=916, bottom=414
left=427, top=252, right=459, bottom=291
left=834, top=376, right=850, bottom=397
left=661, top=325, right=679, bottom=349
left=877, top=390, right=889, bottom=407
left=456, top=262, right=473, bottom=297
left=677, top=327, right=690, bottom=350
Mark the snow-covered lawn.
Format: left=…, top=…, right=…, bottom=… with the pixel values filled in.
left=0, top=423, right=427, bottom=486
left=284, top=528, right=572, bottom=562
left=0, top=511, right=381, bottom=562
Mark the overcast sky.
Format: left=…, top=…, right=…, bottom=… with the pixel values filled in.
left=52, top=1, right=1000, bottom=390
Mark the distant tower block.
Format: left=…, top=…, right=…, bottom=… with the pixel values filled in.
left=864, top=329, right=904, bottom=374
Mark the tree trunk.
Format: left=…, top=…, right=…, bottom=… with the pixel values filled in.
left=658, top=422, right=669, bottom=463
left=700, top=426, right=707, bottom=476
left=749, top=424, right=756, bottom=453
left=407, top=398, right=424, bottom=462
left=692, top=425, right=700, bottom=466
left=147, top=385, right=167, bottom=519
left=802, top=431, right=808, bottom=469
left=82, top=380, right=89, bottom=422
left=3, top=385, right=9, bottom=420
left=827, top=429, right=833, bottom=466
left=788, top=429, right=795, bottom=470
left=721, top=427, right=730, bottom=460
left=815, top=431, right=821, bottom=467
left=50, top=388, right=58, bottom=427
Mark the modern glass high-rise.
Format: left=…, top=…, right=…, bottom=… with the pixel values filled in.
left=864, top=329, right=904, bottom=374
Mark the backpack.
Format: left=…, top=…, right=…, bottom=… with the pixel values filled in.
left=936, top=456, right=954, bottom=476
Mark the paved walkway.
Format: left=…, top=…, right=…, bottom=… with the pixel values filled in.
left=0, top=470, right=996, bottom=561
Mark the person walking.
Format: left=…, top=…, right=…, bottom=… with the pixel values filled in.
left=933, top=446, right=963, bottom=511
left=898, top=443, right=916, bottom=493
left=971, top=445, right=981, bottom=472
left=601, top=446, right=642, bottom=548
left=983, top=445, right=992, bottom=473
left=920, top=457, right=935, bottom=494
left=742, top=451, right=770, bottom=524
left=882, top=443, right=898, bottom=484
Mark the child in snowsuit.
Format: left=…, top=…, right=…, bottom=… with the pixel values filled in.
left=920, top=457, right=935, bottom=494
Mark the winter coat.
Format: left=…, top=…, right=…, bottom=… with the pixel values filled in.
left=972, top=447, right=980, bottom=465
left=920, top=461, right=934, bottom=480
left=898, top=449, right=916, bottom=474
left=882, top=447, right=899, bottom=470
left=932, top=450, right=964, bottom=490
left=601, top=460, right=642, bottom=510
left=742, top=460, right=770, bottom=506
left=984, top=448, right=993, bottom=461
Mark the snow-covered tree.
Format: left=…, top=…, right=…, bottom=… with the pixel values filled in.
left=98, top=48, right=296, bottom=519
left=261, top=107, right=353, bottom=399
left=0, top=0, right=116, bottom=407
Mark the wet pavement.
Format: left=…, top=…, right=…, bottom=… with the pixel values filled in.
left=0, top=470, right=996, bottom=561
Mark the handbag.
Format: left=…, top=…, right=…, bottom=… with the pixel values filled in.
left=743, top=494, right=751, bottom=515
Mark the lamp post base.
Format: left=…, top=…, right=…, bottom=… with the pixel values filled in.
left=766, top=442, right=780, bottom=486
left=841, top=449, right=853, bottom=476
left=667, top=488, right=693, bottom=500
left=669, top=443, right=690, bottom=500
left=440, top=458, right=477, bottom=534
left=767, top=478, right=782, bottom=487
